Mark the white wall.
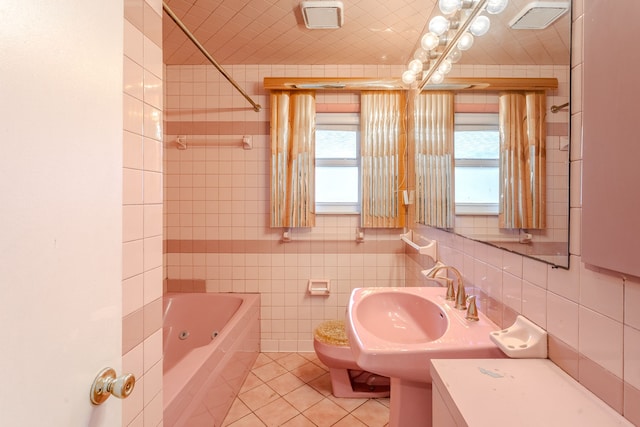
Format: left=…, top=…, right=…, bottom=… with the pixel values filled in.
left=0, top=1, right=123, bottom=425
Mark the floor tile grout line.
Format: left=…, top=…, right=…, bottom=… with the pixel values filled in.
left=225, top=352, right=390, bottom=427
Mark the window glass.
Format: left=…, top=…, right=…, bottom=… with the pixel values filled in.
left=454, top=113, right=499, bottom=215
left=316, top=167, right=359, bottom=203
left=315, top=129, right=357, bottom=159
left=455, top=166, right=499, bottom=203
left=315, top=113, right=360, bottom=214
left=455, top=130, right=499, bottom=159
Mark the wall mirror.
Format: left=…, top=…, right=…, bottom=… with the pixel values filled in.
left=413, top=0, right=572, bottom=268
left=162, top=0, right=572, bottom=268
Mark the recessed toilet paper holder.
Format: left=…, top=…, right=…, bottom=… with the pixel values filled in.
left=308, top=279, right=330, bottom=295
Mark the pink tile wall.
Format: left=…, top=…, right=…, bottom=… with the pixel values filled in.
left=163, top=64, right=406, bottom=352
left=413, top=3, right=640, bottom=424
left=122, top=0, right=164, bottom=425
left=162, top=1, right=639, bottom=423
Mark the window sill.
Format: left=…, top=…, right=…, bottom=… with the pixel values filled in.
left=455, top=203, right=498, bottom=216
left=316, top=209, right=361, bottom=216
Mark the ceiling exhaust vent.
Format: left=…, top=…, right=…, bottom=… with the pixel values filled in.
left=509, top=1, right=569, bottom=30
left=301, top=1, right=344, bottom=29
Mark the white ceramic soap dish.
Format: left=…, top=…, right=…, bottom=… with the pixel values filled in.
left=490, top=315, right=548, bottom=358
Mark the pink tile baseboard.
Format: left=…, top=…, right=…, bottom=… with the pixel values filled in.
left=578, top=354, right=624, bottom=414
left=124, top=0, right=144, bottom=34
left=548, top=335, right=579, bottom=380
left=143, top=298, right=162, bottom=340
left=166, top=279, right=207, bottom=292
left=547, top=122, right=569, bottom=137
left=123, top=308, right=144, bottom=355
left=164, top=239, right=403, bottom=254
left=623, top=382, right=640, bottom=425
left=143, top=2, right=162, bottom=47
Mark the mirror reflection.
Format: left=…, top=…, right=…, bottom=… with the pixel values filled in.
left=413, top=0, right=571, bottom=268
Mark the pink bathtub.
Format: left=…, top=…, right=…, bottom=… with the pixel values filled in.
left=163, top=292, right=260, bottom=426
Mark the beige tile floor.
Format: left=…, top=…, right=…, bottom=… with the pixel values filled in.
left=222, top=352, right=390, bottom=427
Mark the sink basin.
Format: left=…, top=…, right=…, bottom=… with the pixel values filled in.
left=355, top=290, right=447, bottom=344
left=347, top=286, right=502, bottom=383
left=346, top=286, right=504, bottom=427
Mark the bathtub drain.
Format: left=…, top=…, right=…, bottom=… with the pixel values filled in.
left=211, top=331, right=219, bottom=339
left=178, top=330, right=190, bottom=340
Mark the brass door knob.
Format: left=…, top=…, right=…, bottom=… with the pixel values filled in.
left=90, top=367, right=136, bottom=405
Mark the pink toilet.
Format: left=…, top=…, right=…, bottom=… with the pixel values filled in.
left=313, top=320, right=390, bottom=398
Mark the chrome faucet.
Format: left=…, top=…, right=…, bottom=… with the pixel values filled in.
left=426, top=265, right=466, bottom=309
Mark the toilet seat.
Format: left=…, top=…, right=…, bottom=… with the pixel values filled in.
left=314, top=319, right=349, bottom=346
left=313, top=320, right=390, bottom=398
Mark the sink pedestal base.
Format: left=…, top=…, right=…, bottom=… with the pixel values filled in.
left=389, top=378, right=432, bottom=427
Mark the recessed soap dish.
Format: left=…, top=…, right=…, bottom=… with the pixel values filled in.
left=489, top=315, right=547, bottom=358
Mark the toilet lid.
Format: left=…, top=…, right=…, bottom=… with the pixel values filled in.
left=314, top=320, right=349, bottom=346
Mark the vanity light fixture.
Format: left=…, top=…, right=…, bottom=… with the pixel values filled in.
left=402, top=0, right=509, bottom=89
left=301, top=1, right=344, bottom=29
left=438, top=0, right=475, bottom=15
left=469, top=15, right=491, bottom=36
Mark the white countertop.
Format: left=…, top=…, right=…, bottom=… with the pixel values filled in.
left=430, top=358, right=633, bottom=427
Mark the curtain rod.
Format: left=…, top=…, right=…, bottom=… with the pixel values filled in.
left=162, top=2, right=262, bottom=112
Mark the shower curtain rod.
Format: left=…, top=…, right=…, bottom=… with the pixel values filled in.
left=162, top=2, right=262, bottom=112
left=550, top=102, right=569, bottom=113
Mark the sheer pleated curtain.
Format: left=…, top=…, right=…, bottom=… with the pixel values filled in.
left=499, top=91, right=546, bottom=229
left=413, top=91, right=455, bottom=228
left=360, top=91, right=407, bottom=228
left=270, top=90, right=316, bottom=227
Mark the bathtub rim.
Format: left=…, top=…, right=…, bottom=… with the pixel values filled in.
left=162, top=292, right=260, bottom=413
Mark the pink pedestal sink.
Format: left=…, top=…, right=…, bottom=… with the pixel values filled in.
left=346, top=287, right=504, bottom=427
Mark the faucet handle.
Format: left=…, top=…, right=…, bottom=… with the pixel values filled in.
left=445, top=278, right=456, bottom=301
left=455, top=283, right=467, bottom=310
left=466, top=295, right=479, bottom=321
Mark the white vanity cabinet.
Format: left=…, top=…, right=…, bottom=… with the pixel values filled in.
left=430, top=359, right=633, bottom=427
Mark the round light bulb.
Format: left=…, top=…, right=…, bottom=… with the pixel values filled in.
left=429, top=16, right=450, bottom=36
left=486, top=0, right=508, bottom=15
left=430, top=71, right=445, bottom=85
left=469, top=15, right=491, bottom=36
left=457, top=32, right=474, bottom=51
left=447, top=48, right=462, bottom=63
left=439, top=0, right=461, bottom=14
left=402, top=70, right=417, bottom=85
left=408, top=59, right=424, bottom=73
left=413, top=49, right=428, bottom=62
left=421, top=32, right=440, bottom=51
left=438, top=59, right=452, bottom=74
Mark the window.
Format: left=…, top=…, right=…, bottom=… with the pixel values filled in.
left=315, top=113, right=361, bottom=214
left=454, top=113, right=499, bottom=215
